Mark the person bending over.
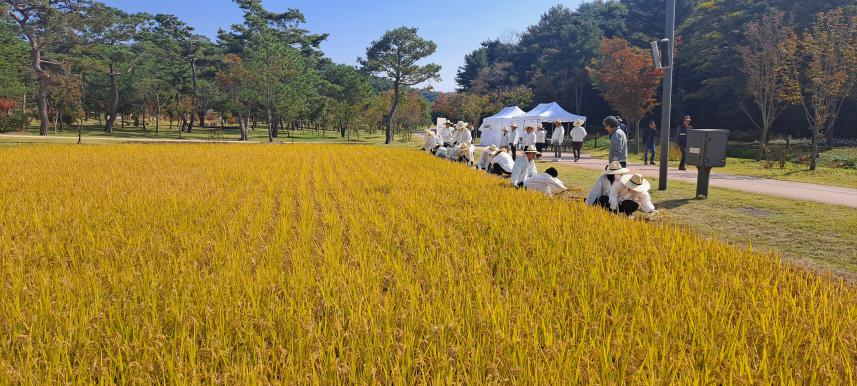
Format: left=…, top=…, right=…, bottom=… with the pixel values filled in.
left=511, top=145, right=539, bottom=187
left=524, top=167, right=567, bottom=197
left=585, top=161, right=630, bottom=208
left=609, top=173, right=656, bottom=216
left=489, top=147, right=515, bottom=177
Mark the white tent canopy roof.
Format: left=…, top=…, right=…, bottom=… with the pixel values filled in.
left=521, top=102, right=586, bottom=123
left=485, top=106, right=526, bottom=120
left=478, top=106, right=527, bottom=147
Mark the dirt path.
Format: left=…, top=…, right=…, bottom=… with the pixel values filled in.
left=546, top=153, right=857, bottom=208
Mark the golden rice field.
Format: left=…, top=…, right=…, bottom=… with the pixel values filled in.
left=0, top=144, right=855, bottom=384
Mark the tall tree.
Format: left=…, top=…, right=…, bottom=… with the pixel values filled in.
left=3, top=0, right=91, bottom=135
left=361, top=27, right=440, bottom=144
left=738, top=12, right=801, bottom=161
left=798, top=9, right=857, bottom=170
left=587, top=37, right=662, bottom=153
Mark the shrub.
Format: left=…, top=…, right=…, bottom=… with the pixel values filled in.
left=0, top=110, right=30, bottom=132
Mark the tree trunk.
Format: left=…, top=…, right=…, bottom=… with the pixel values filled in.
left=30, top=46, right=50, bottom=136
left=142, top=110, right=147, bottom=130
left=756, top=125, right=769, bottom=162
left=266, top=102, right=273, bottom=143
left=188, top=58, right=198, bottom=133
left=238, top=113, right=248, bottom=141
left=383, top=82, right=401, bottom=145
left=105, top=65, right=118, bottom=133
left=155, top=96, right=161, bottom=134
left=634, top=120, right=641, bottom=154
left=198, top=110, right=205, bottom=129
left=810, top=129, right=818, bottom=171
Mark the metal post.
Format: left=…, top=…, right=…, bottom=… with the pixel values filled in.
left=696, top=167, right=711, bottom=198
left=658, top=0, right=676, bottom=191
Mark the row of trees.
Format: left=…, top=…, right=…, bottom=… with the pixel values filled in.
left=0, top=0, right=440, bottom=143
left=453, top=0, right=857, bottom=167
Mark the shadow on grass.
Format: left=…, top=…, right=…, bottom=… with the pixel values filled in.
left=657, top=198, right=695, bottom=210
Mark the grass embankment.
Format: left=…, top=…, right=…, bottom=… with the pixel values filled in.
left=581, top=137, right=857, bottom=189
left=0, top=144, right=854, bottom=383
left=544, top=161, right=857, bottom=275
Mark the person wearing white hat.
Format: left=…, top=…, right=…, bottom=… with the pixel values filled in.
left=535, top=125, right=547, bottom=159
left=423, top=129, right=439, bottom=152
left=524, top=167, right=567, bottom=197
left=550, top=120, right=566, bottom=161
left=569, top=119, right=588, bottom=162
left=585, top=161, right=630, bottom=208
left=477, top=145, right=498, bottom=170
left=455, top=142, right=475, bottom=165
left=508, top=123, right=521, bottom=161
left=489, top=147, right=514, bottom=177
left=511, top=145, right=540, bottom=187
left=610, top=173, right=656, bottom=216
left=521, top=126, right=537, bottom=149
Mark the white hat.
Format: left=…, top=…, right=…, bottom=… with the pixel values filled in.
left=621, top=173, right=651, bottom=192
left=459, top=143, right=470, bottom=152
left=602, top=161, right=631, bottom=176
left=523, top=145, right=540, bottom=155
left=510, top=123, right=518, bottom=129
left=573, top=119, right=584, bottom=127
left=485, top=145, right=498, bottom=154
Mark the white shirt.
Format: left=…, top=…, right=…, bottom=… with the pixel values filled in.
left=535, top=130, right=547, bottom=144
left=551, top=125, right=565, bottom=144
left=585, top=175, right=615, bottom=205
left=435, top=147, right=448, bottom=159
left=501, top=132, right=511, bottom=145
left=511, top=157, right=537, bottom=186
left=524, top=173, right=567, bottom=197
left=477, top=151, right=493, bottom=170
left=609, top=183, right=656, bottom=213
left=458, top=129, right=472, bottom=145
left=520, top=131, right=537, bottom=147
left=509, top=128, right=520, bottom=145
left=492, top=152, right=514, bottom=173
left=570, top=126, right=588, bottom=143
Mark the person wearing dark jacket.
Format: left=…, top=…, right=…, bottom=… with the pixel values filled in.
left=643, top=121, right=658, bottom=165
left=675, top=115, right=693, bottom=170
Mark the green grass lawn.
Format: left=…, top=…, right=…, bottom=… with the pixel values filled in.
left=580, top=136, right=857, bottom=189
left=540, top=160, right=857, bottom=278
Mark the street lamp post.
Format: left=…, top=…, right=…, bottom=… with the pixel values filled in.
left=658, top=0, right=676, bottom=191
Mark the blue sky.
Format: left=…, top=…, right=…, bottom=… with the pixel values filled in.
left=103, top=0, right=583, bottom=92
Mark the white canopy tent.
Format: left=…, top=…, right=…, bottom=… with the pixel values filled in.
left=477, top=106, right=526, bottom=147
left=521, top=102, right=587, bottom=124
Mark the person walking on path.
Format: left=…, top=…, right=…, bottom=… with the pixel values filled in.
left=643, top=120, right=658, bottom=165
left=511, top=145, right=539, bottom=187
left=535, top=125, right=547, bottom=159
left=604, top=116, right=628, bottom=168
left=610, top=173, right=657, bottom=216
left=585, top=161, right=629, bottom=208
left=550, top=120, right=565, bottom=161
left=675, top=115, right=693, bottom=170
left=508, top=123, right=520, bottom=161
left=569, top=119, right=587, bottom=162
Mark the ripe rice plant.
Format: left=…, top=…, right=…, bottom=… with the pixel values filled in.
left=0, top=144, right=855, bottom=384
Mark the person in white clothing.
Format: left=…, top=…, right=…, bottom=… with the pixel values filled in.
left=477, top=145, right=498, bottom=170
left=433, top=145, right=449, bottom=159
left=609, top=173, right=657, bottom=216
left=422, top=129, right=436, bottom=152
left=489, top=147, right=514, bottom=177
left=509, top=124, right=520, bottom=160
left=524, top=167, right=567, bottom=197
left=535, top=125, right=547, bottom=159
left=456, top=121, right=472, bottom=146
left=440, top=122, right=454, bottom=146
left=550, top=120, right=565, bottom=161
left=454, top=142, right=475, bottom=165
left=520, top=126, right=537, bottom=149
left=585, top=161, right=629, bottom=208
left=511, top=145, right=539, bottom=187
left=569, top=119, right=588, bottom=162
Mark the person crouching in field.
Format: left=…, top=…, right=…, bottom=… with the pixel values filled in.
left=489, top=146, right=514, bottom=177
left=455, top=143, right=475, bottom=165
left=423, top=129, right=440, bottom=152
left=570, top=120, right=587, bottom=162
left=477, top=145, right=498, bottom=170
left=585, top=161, right=630, bottom=208
left=535, top=125, right=547, bottom=159
left=511, top=145, right=539, bottom=187
left=524, top=167, right=567, bottom=197
left=433, top=144, right=449, bottom=159
left=610, top=173, right=657, bottom=216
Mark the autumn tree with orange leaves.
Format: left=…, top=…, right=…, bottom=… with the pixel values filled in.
left=587, top=37, right=663, bottom=153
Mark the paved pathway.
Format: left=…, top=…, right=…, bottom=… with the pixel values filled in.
left=546, top=154, right=857, bottom=208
